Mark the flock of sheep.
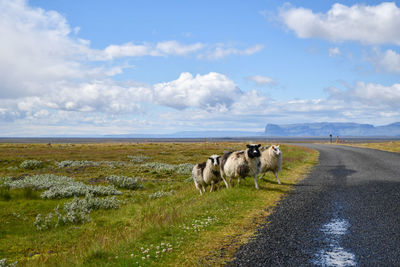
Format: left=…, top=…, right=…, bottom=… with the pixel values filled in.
left=192, top=144, right=282, bottom=195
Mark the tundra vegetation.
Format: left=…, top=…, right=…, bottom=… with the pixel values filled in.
left=0, top=142, right=317, bottom=266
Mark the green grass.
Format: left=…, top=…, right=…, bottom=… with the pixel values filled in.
left=0, top=142, right=318, bottom=266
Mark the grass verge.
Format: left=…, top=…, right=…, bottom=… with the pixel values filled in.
left=345, top=141, right=400, bottom=154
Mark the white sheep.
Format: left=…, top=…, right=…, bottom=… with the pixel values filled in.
left=192, top=154, right=221, bottom=195
left=259, top=145, right=282, bottom=184
left=220, top=144, right=262, bottom=189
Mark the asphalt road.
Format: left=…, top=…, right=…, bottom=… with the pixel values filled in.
left=228, top=144, right=400, bottom=266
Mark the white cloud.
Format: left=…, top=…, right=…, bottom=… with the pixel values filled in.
left=328, top=47, right=341, bottom=57
left=155, top=41, right=204, bottom=56
left=351, top=82, right=400, bottom=106
left=279, top=2, right=400, bottom=44
left=242, top=44, right=265, bottom=55
left=326, top=81, right=400, bottom=113
left=199, top=44, right=264, bottom=60
left=100, top=41, right=204, bottom=60
left=0, top=0, right=261, bottom=100
left=0, top=0, right=148, bottom=99
left=2, top=78, right=400, bottom=135
left=246, top=75, right=275, bottom=86
left=42, top=81, right=153, bottom=113
left=230, top=90, right=269, bottom=114
left=102, top=43, right=155, bottom=59
left=0, top=0, right=95, bottom=98
left=369, top=49, right=400, bottom=74
left=100, top=41, right=262, bottom=61
left=153, top=72, right=242, bottom=110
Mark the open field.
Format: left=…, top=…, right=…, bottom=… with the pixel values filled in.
left=0, top=142, right=317, bottom=266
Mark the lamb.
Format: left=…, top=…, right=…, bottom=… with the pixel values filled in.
left=192, top=154, right=221, bottom=195
left=259, top=145, right=282, bottom=184
left=220, top=144, right=262, bottom=189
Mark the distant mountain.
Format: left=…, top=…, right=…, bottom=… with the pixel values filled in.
left=264, top=122, right=400, bottom=137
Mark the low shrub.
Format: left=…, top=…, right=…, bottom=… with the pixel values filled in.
left=105, top=175, right=143, bottom=190
left=20, top=160, right=43, bottom=169
left=56, top=160, right=129, bottom=168
left=141, top=162, right=194, bottom=175
left=34, top=194, right=120, bottom=230
left=2, top=174, right=121, bottom=199
left=56, top=160, right=100, bottom=168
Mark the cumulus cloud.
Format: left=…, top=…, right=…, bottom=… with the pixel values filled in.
left=0, top=0, right=261, bottom=100
left=153, top=72, right=242, bottom=110
left=0, top=71, right=251, bottom=122
left=42, top=81, right=153, bottom=113
left=3, top=77, right=400, bottom=135
left=279, top=2, right=400, bottom=44
left=0, top=80, right=153, bottom=124
left=246, top=75, right=275, bottom=86
left=0, top=0, right=95, bottom=98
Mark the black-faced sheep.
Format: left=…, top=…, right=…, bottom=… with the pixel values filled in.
left=192, top=154, right=221, bottom=195
left=220, top=144, right=262, bottom=189
left=259, top=145, right=282, bottom=184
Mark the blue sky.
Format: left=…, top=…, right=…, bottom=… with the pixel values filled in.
left=1, top=0, right=400, bottom=136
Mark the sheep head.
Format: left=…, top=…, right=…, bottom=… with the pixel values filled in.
left=246, top=144, right=261, bottom=158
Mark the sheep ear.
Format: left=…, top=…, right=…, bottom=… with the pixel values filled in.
left=246, top=144, right=251, bottom=148
left=257, top=144, right=261, bottom=147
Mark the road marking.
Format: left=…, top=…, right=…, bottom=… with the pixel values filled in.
left=313, top=218, right=357, bottom=266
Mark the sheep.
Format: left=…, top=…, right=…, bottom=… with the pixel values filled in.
left=258, top=145, right=282, bottom=184
left=220, top=144, right=262, bottom=189
left=192, top=154, right=221, bottom=195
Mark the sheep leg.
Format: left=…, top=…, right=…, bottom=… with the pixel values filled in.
left=274, top=172, right=281, bottom=185
left=258, top=172, right=265, bottom=180
left=210, top=181, right=215, bottom=192
left=253, top=174, right=260, bottom=190
left=221, top=174, right=230, bottom=188
left=202, top=185, right=206, bottom=194
left=194, top=181, right=202, bottom=195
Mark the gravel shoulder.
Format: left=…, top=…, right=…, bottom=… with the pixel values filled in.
left=228, top=144, right=400, bottom=266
